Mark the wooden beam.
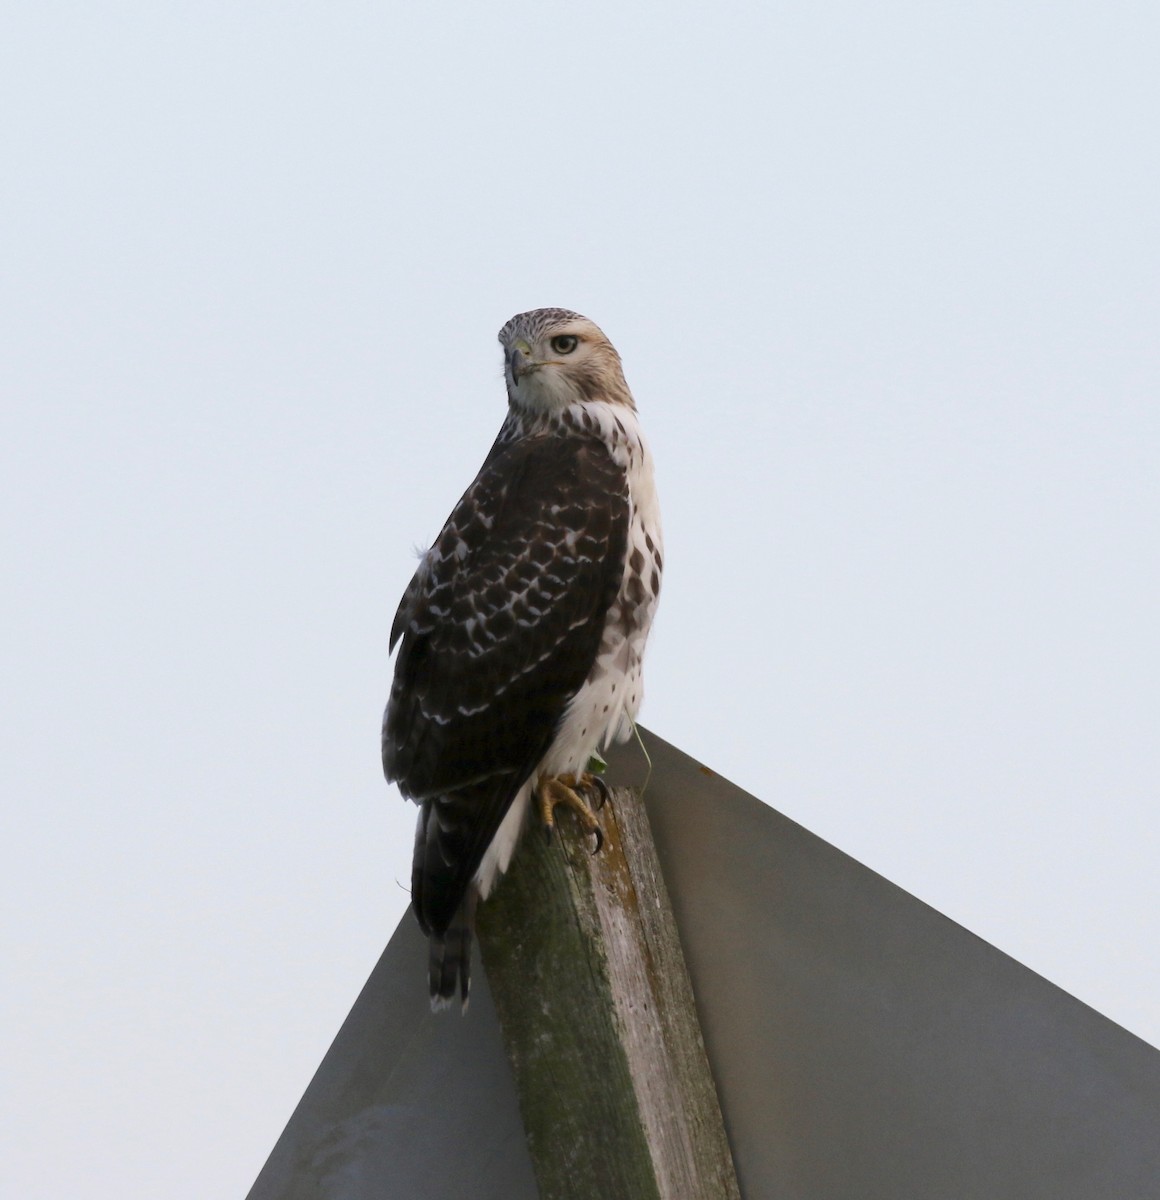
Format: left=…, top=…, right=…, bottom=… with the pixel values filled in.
left=477, top=785, right=741, bottom=1200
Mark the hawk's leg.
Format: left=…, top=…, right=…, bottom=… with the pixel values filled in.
left=535, top=773, right=608, bottom=854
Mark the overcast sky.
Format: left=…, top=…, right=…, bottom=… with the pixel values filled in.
left=3, top=4, right=1157, bottom=1198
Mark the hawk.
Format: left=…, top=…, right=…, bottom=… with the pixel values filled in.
left=382, top=308, right=663, bottom=1008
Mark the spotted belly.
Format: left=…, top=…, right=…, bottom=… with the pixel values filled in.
left=544, top=505, right=662, bottom=777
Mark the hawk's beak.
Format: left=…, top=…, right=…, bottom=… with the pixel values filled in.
left=509, top=340, right=537, bottom=385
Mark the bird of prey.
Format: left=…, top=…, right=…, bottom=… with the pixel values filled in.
left=382, top=308, right=663, bottom=1008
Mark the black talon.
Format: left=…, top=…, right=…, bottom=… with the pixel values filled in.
left=589, top=775, right=611, bottom=811
left=590, top=826, right=604, bottom=855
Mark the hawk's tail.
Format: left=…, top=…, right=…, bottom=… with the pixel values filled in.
left=427, top=894, right=476, bottom=1012
left=410, top=779, right=523, bottom=1012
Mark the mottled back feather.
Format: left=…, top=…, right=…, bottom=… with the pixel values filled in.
left=383, top=429, right=630, bottom=936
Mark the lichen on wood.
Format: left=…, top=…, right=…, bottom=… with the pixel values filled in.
left=477, top=786, right=740, bottom=1200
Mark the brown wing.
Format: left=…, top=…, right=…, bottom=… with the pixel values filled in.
left=383, top=430, right=629, bottom=935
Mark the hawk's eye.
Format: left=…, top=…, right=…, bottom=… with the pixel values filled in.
left=549, top=334, right=579, bottom=355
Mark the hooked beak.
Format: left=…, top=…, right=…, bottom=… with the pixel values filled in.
left=508, top=340, right=536, bottom=386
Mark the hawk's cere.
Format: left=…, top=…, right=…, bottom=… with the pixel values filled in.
left=382, top=309, right=663, bottom=1008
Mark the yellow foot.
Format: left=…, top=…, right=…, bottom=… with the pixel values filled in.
left=535, top=772, right=610, bottom=854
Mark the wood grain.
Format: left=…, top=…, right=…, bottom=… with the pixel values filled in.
left=477, top=786, right=740, bottom=1200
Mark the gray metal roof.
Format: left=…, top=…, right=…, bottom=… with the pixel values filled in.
left=250, top=728, right=1160, bottom=1199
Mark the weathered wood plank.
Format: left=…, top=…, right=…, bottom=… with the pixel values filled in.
left=477, top=786, right=740, bottom=1200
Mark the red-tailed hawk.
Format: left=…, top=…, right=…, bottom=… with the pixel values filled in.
left=382, top=308, right=662, bottom=1008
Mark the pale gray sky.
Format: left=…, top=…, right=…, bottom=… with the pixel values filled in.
left=2, top=4, right=1157, bottom=1197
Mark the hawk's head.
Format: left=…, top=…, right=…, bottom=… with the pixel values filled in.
left=498, top=308, right=633, bottom=413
